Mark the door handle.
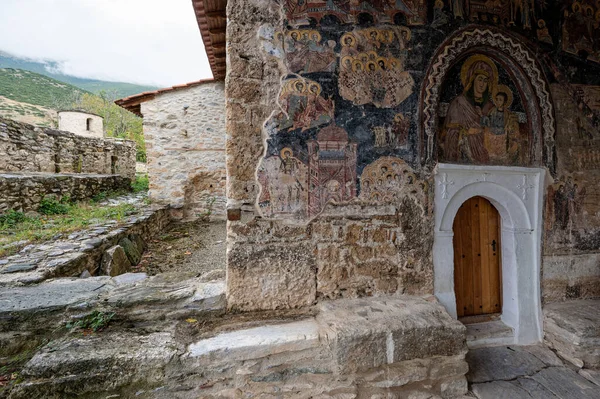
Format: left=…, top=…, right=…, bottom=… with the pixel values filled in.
left=491, top=240, right=497, bottom=252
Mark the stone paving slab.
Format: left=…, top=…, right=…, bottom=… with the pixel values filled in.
left=531, top=367, right=600, bottom=399
left=466, top=346, right=546, bottom=383
left=472, top=380, right=555, bottom=399
left=0, top=277, right=112, bottom=315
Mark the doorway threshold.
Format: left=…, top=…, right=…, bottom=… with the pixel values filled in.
left=462, top=318, right=514, bottom=349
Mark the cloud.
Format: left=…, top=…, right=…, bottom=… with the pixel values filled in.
left=0, top=0, right=212, bottom=87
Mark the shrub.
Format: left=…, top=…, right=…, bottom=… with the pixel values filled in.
left=38, top=196, right=71, bottom=215
left=0, top=210, right=26, bottom=228
left=66, top=310, right=115, bottom=332
left=132, top=174, right=149, bottom=193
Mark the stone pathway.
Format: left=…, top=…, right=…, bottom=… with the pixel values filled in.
left=467, top=345, right=600, bottom=398
left=0, top=203, right=170, bottom=287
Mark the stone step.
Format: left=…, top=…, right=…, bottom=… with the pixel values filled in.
left=8, top=295, right=470, bottom=399
left=0, top=273, right=225, bottom=359
left=466, top=320, right=514, bottom=349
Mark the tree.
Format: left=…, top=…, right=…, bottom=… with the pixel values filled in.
left=72, top=91, right=146, bottom=162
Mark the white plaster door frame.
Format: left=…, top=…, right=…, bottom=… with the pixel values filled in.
left=433, top=163, right=545, bottom=345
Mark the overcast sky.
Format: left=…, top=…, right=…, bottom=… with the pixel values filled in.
left=0, top=0, right=212, bottom=87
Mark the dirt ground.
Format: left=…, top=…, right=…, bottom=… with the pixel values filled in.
left=135, top=221, right=226, bottom=276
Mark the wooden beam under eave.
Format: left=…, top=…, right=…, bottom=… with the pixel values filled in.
left=205, top=10, right=226, bottom=18
left=209, top=26, right=226, bottom=34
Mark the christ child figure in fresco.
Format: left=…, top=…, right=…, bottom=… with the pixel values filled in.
left=481, top=85, right=520, bottom=163
left=441, top=54, right=499, bottom=164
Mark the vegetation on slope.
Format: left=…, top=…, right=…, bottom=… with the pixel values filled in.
left=0, top=68, right=146, bottom=162
left=0, top=51, right=158, bottom=97
left=0, top=68, right=87, bottom=110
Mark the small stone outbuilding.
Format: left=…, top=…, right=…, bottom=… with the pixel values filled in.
left=116, top=80, right=226, bottom=219
left=57, top=110, right=104, bottom=139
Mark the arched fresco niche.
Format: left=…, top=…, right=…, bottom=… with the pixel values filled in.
left=420, top=27, right=556, bottom=172
left=437, top=53, right=531, bottom=166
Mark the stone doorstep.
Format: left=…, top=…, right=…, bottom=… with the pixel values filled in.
left=466, top=320, right=514, bottom=349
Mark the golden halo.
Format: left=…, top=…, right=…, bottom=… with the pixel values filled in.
left=376, top=57, right=388, bottom=69
left=358, top=52, right=369, bottom=62
left=352, top=60, right=365, bottom=72
left=399, top=26, right=411, bottom=41
left=394, top=113, right=405, bottom=122
left=368, top=51, right=378, bottom=60
left=291, top=79, right=308, bottom=94
left=538, top=19, right=546, bottom=28
left=288, top=30, right=300, bottom=40
left=300, top=30, right=311, bottom=40
left=341, top=33, right=356, bottom=47
left=573, top=1, right=581, bottom=12
left=389, top=57, right=401, bottom=69
left=280, top=147, right=294, bottom=159
left=371, top=191, right=382, bottom=201
left=275, top=31, right=284, bottom=42
left=460, top=54, right=498, bottom=95
left=377, top=29, right=387, bottom=42
left=308, top=81, right=322, bottom=96
left=494, top=84, right=514, bottom=109
left=435, top=0, right=444, bottom=9
left=310, top=30, right=322, bottom=42
left=366, top=60, right=379, bottom=72
left=341, top=55, right=354, bottom=70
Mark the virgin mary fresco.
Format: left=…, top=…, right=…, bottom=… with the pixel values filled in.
left=439, top=54, right=525, bottom=165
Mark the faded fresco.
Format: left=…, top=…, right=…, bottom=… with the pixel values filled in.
left=258, top=2, right=424, bottom=221
left=562, top=0, right=600, bottom=63
left=438, top=54, right=529, bottom=166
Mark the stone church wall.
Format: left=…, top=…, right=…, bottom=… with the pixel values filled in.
left=226, top=0, right=600, bottom=310
left=141, top=82, right=226, bottom=219
left=0, top=117, right=136, bottom=180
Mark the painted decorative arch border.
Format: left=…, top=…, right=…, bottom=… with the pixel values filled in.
left=421, top=27, right=555, bottom=171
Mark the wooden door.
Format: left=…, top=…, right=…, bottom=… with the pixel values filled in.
left=453, top=196, right=502, bottom=317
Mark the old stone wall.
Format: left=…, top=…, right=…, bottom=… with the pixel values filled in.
left=141, top=82, right=226, bottom=219
left=0, top=173, right=131, bottom=214
left=0, top=117, right=136, bottom=180
left=57, top=111, right=104, bottom=138
left=541, top=85, right=600, bottom=303
left=226, top=0, right=600, bottom=311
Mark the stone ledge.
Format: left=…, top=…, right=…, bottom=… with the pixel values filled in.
left=544, top=299, right=600, bottom=368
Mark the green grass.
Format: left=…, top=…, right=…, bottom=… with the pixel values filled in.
left=132, top=174, right=149, bottom=193
left=0, top=202, right=137, bottom=258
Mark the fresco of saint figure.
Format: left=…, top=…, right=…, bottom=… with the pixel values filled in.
left=441, top=54, right=498, bottom=164
left=439, top=54, right=527, bottom=165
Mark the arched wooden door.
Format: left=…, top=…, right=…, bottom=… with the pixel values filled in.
left=453, top=196, right=502, bottom=317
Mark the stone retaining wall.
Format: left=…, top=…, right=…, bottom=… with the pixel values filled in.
left=0, top=117, right=136, bottom=180
left=0, top=173, right=131, bottom=213
left=0, top=205, right=172, bottom=286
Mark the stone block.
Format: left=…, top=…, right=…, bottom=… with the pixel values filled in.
left=118, top=237, right=142, bottom=266
left=101, top=245, right=132, bottom=276
left=316, top=296, right=467, bottom=374
left=227, top=241, right=316, bottom=311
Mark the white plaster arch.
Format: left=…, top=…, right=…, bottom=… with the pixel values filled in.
left=433, top=164, right=545, bottom=345
left=439, top=181, right=531, bottom=232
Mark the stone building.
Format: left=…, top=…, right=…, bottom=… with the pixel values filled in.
left=57, top=110, right=104, bottom=138
left=116, top=80, right=226, bottom=219
left=186, top=0, right=600, bottom=347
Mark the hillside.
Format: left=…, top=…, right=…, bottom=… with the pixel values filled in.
left=0, top=68, right=89, bottom=110
left=0, top=51, right=158, bottom=98
left=0, top=96, right=56, bottom=128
